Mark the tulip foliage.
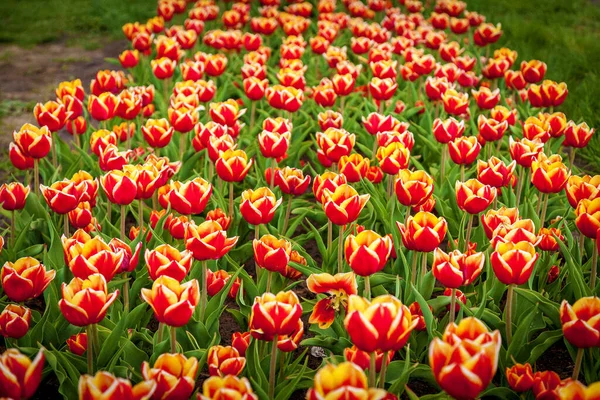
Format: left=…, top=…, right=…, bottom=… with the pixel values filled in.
left=1, top=0, right=600, bottom=399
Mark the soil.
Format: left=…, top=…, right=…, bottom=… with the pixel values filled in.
left=536, top=341, right=576, bottom=380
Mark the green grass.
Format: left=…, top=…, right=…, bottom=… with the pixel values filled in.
left=0, top=0, right=155, bottom=48
left=468, top=0, right=600, bottom=171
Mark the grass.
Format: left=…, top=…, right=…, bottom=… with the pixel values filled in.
left=0, top=0, right=155, bottom=48
left=468, top=0, right=600, bottom=171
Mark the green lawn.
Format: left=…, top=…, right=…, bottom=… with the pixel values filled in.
left=468, top=0, right=600, bottom=171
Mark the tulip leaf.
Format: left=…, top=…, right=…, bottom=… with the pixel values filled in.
left=275, top=356, right=309, bottom=400
left=507, top=304, right=539, bottom=361
left=555, top=233, right=590, bottom=299
left=525, top=329, right=563, bottom=364
left=514, top=288, right=561, bottom=327
left=45, top=348, right=79, bottom=400
left=97, top=308, right=128, bottom=368
left=411, top=283, right=438, bottom=339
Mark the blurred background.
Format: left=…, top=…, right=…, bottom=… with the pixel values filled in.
left=0, top=0, right=599, bottom=171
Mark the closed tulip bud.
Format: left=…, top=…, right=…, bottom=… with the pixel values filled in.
left=249, top=291, right=303, bottom=341
left=506, top=363, right=535, bottom=392
left=145, top=244, right=193, bottom=282
left=151, top=57, right=177, bottom=79
left=425, top=76, right=451, bottom=101
left=166, top=215, right=187, bottom=240
left=100, top=170, right=137, bottom=205
left=316, top=128, right=356, bottom=164
left=13, top=123, right=52, bottom=159
left=345, top=294, right=416, bottom=352
left=430, top=317, right=501, bottom=400
left=253, top=234, right=292, bottom=274
left=141, top=276, right=199, bottom=327
left=185, top=220, right=238, bottom=261
left=520, top=60, right=547, bottom=83
left=538, top=227, right=563, bottom=252
left=442, top=89, right=469, bottom=116
left=258, top=129, right=290, bottom=158
left=88, top=92, right=118, bottom=121
left=59, top=273, right=118, bottom=326
left=79, top=371, right=156, bottom=400
left=338, top=153, right=370, bottom=182
left=207, top=345, right=246, bottom=377
left=433, top=117, right=465, bottom=144
left=61, top=96, right=84, bottom=122
left=231, top=332, right=251, bottom=357
left=409, top=301, right=429, bottom=331
left=560, top=296, right=600, bottom=348
left=66, top=332, right=87, bottom=356
left=312, top=172, right=346, bottom=203
left=0, top=304, right=30, bottom=339
left=563, top=121, right=594, bottom=148
left=575, top=198, right=600, bottom=238
left=67, top=202, right=92, bottom=229
left=432, top=248, right=485, bottom=288
left=0, top=182, right=30, bottom=211
left=167, top=178, right=212, bottom=215
left=344, top=230, right=392, bottom=276
left=490, top=241, right=538, bottom=285
left=566, top=175, right=600, bottom=209
left=394, top=169, right=434, bottom=207
left=369, top=77, right=397, bottom=101
left=206, top=269, right=240, bottom=299
left=455, top=179, right=497, bottom=214
left=480, top=207, right=519, bottom=239
left=397, top=212, right=447, bottom=252
left=509, top=136, right=544, bottom=168
left=215, top=149, right=253, bottom=182
left=142, top=353, right=198, bottom=400
left=531, top=153, right=571, bottom=194
left=205, top=208, right=230, bottom=231
left=33, top=101, right=71, bottom=132
left=322, top=184, right=369, bottom=226
left=9, top=142, right=34, bottom=170
left=0, top=348, right=44, bottom=400
left=142, top=118, right=174, bottom=148
left=198, top=375, right=257, bottom=400
left=116, top=90, right=142, bottom=120
left=240, top=187, right=282, bottom=225
left=89, top=129, right=118, bottom=156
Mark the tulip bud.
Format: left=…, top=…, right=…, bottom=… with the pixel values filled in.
left=141, top=353, right=198, bottom=400
left=0, top=348, right=44, bottom=399
left=0, top=304, right=31, bottom=339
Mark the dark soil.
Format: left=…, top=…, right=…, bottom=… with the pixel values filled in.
left=536, top=341, right=576, bottom=380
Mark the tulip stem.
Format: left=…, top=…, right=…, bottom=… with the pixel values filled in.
left=539, top=193, right=549, bottom=227
left=506, top=284, right=515, bottom=345
left=86, top=325, right=94, bottom=374
left=364, top=275, right=371, bottom=300
left=34, top=159, right=40, bottom=197
left=268, top=336, right=278, bottom=399
left=157, top=323, right=164, bottom=343
left=228, top=182, right=234, bottom=218
left=200, top=261, right=208, bottom=321
left=170, top=325, right=177, bottom=353
left=266, top=271, right=273, bottom=292
left=120, top=204, right=126, bottom=240
left=460, top=164, right=465, bottom=182
left=270, top=158, right=277, bottom=189
left=569, top=148, right=576, bottom=170
left=378, top=351, right=388, bottom=388
left=440, top=145, right=447, bottom=183
left=369, top=352, right=377, bottom=388
left=123, top=273, right=130, bottom=313
left=572, top=347, right=584, bottom=380
left=10, top=210, right=15, bottom=248
left=591, top=240, right=598, bottom=290
left=107, top=201, right=112, bottom=224
left=464, top=214, right=474, bottom=252
left=410, top=252, right=418, bottom=285
left=179, top=132, right=186, bottom=161
left=338, top=225, right=344, bottom=273
left=282, top=195, right=293, bottom=235
left=51, top=132, right=58, bottom=168
left=340, top=95, right=345, bottom=115
left=327, top=220, right=333, bottom=250
left=250, top=101, right=256, bottom=132
left=64, top=214, right=69, bottom=237
left=449, top=288, right=457, bottom=324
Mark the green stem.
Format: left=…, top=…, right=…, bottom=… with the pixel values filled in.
left=92, top=324, right=100, bottom=357
left=449, top=288, right=457, bottom=324
left=250, top=101, right=256, bottom=132
left=120, top=204, right=126, bottom=240
left=464, top=214, right=474, bottom=252
left=200, top=261, right=208, bottom=321
left=591, top=240, right=598, bottom=290
left=64, top=214, right=69, bottom=237
left=34, top=159, right=40, bottom=197
left=228, top=181, right=234, bottom=218
left=170, top=325, right=177, bottom=353
left=338, top=225, right=344, bottom=273
left=410, top=252, right=418, bottom=285
left=107, top=201, right=112, bottom=225
left=327, top=220, right=333, bottom=250
left=378, top=351, right=388, bottom=389
left=539, top=193, right=549, bottom=227
left=10, top=210, right=15, bottom=248
left=123, top=273, right=130, bottom=313
left=282, top=195, right=292, bottom=235
left=255, top=224, right=260, bottom=239
left=364, top=275, right=371, bottom=300
left=369, top=352, right=377, bottom=388
left=266, top=271, right=273, bottom=292
left=157, top=323, right=164, bottom=343
left=270, top=158, right=277, bottom=189
left=138, top=199, right=144, bottom=233
left=506, top=284, right=515, bottom=345
left=268, top=336, right=279, bottom=399
left=572, top=347, right=584, bottom=380
left=440, top=145, right=447, bottom=183
left=179, top=131, right=186, bottom=161
left=86, top=325, right=94, bottom=374
left=460, top=164, right=465, bottom=182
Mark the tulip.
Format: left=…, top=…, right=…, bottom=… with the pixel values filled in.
left=273, top=167, right=311, bottom=196
left=566, top=175, right=600, bottom=209
left=206, top=269, right=240, bottom=299
left=448, top=136, right=481, bottom=166
left=100, top=170, right=138, bottom=206
left=491, top=241, right=538, bottom=285
left=432, top=248, right=485, bottom=288
left=455, top=179, right=497, bottom=214
left=395, top=170, right=434, bottom=207
left=307, top=272, right=357, bottom=329
left=369, top=77, right=397, bottom=102
left=429, top=317, right=501, bottom=400
left=258, top=129, right=290, bottom=159
left=65, top=236, right=126, bottom=281
left=376, top=142, right=410, bottom=175
left=307, top=362, right=393, bottom=400
left=557, top=379, right=600, bottom=400
left=33, top=101, right=71, bottom=132
left=344, top=230, right=393, bottom=278
left=531, top=153, right=571, bottom=194
left=344, top=346, right=392, bottom=373
left=433, top=118, right=465, bottom=144
left=87, top=92, right=118, bottom=121
left=532, top=371, right=561, bottom=399
left=538, top=227, right=563, bottom=252
left=480, top=207, right=519, bottom=239
left=1, top=257, right=55, bottom=302
left=253, top=234, right=292, bottom=277
left=0, top=348, right=44, bottom=400
left=185, top=220, right=238, bottom=261
left=313, top=172, right=347, bottom=203
left=141, top=276, right=199, bottom=329
left=506, top=363, right=535, bottom=392
left=141, top=353, right=198, bottom=400
left=59, top=273, right=118, bottom=327
left=318, top=110, right=343, bottom=130
left=0, top=304, right=31, bottom=339
left=316, top=128, right=356, bottom=164
left=168, top=103, right=198, bottom=133
left=215, top=149, right=253, bottom=183
left=207, top=345, right=246, bottom=377
left=197, top=375, right=258, bottom=400
left=478, top=115, right=509, bottom=143
left=442, top=89, right=469, bottom=116
left=141, top=118, right=174, bottom=148
left=338, top=153, right=370, bottom=182
left=563, top=121, right=594, bottom=150
left=249, top=291, right=303, bottom=342
left=491, top=219, right=539, bottom=247
left=265, top=85, right=303, bottom=112
left=167, top=178, right=212, bottom=216
left=13, top=123, right=52, bottom=159
left=66, top=333, right=87, bottom=356
left=231, top=332, right=251, bottom=357
left=397, top=212, right=447, bottom=253
left=477, top=157, right=516, bottom=188
left=472, top=87, right=500, bottom=109
left=206, top=208, right=231, bottom=231
left=209, top=99, right=246, bottom=127
left=145, top=244, right=193, bottom=282
left=240, top=187, right=282, bottom=226
left=322, top=184, right=369, bottom=226
left=9, top=142, right=34, bottom=171
left=79, top=371, right=156, bottom=400
left=509, top=136, right=544, bottom=168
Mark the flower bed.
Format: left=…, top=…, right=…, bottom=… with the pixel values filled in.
left=0, top=0, right=599, bottom=399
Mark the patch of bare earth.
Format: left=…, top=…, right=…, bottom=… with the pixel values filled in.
left=0, top=39, right=126, bottom=145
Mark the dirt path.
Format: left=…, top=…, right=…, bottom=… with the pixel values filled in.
left=0, top=40, right=126, bottom=147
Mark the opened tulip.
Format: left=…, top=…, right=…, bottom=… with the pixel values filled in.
left=395, top=169, right=434, bottom=207
left=167, top=178, right=212, bottom=216
left=344, top=294, right=416, bottom=352
left=307, top=362, right=393, bottom=400
left=185, top=220, right=238, bottom=261
left=307, top=272, right=357, bottom=329
left=59, top=273, right=118, bottom=326
left=376, top=142, right=410, bottom=175
left=100, top=170, right=137, bottom=205
left=563, top=121, right=595, bottom=149
left=506, top=363, right=535, bottom=392
left=207, top=345, right=246, bottom=377
left=198, top=375, right=258, bottom=400
left=449, top=136, right=481, bottom=165
left=249, top=291, right=303, bottom=341
left=531, top=154, right=571, bottom=193
left=253, top=234, right=292, bottom=274
left=429, top=317, right=501, bottom=400
left=557, top=380, right=600, bottom=400
left=480, top=207, right=519, bottom=239
left=338, top=153, right=370, bottom=182
left=455, top=179, right=497, bottom=214
left=491, top=241, right=538, bottom=285
left=34, top=101, right=71, bottom=132
left=344, top=230, right=392, bottom=276
left=141, top=276, right=199, bottom=327
left=1, top=257, right=55, bottom=302
left=433, top=118, right=465, bottom=144
left=141, top=353, right=198, bottom=400
left=215, top=149, right=253, bottom=182
left=477, top=157, right=516, bottom=188
left=316, top=127, right=356, bottom=164
left=0, top=348, right=44, bottom=400
left=65, top=236, right=126, bottom=281
left=397, top=212, right=447, bottom=253
left=88, top=93, right=118, bottom=121
left=258, top=129, right=290, bottom=159
left=560, top=297, right=600, bottom=348
left=66, top=333, right=87, bottom=356
left=13, top=123, right=52, bottom=159
left=432, top=248, right=485, bottom=288
left=0, top=304, right=31, bottom=339
left=0, top=182, right=29, bottom=211
left=509, top=136, right=544, bottom=168
left=79, top=371, right=156, bottom=400
left=322, top=184, right=369, bottom=226
left=239, top=187, right=282, bottom=226
left=145, top=244, right=193, bottom=281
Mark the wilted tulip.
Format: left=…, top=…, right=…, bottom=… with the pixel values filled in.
left=307, top=272, right=357, bottom=329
